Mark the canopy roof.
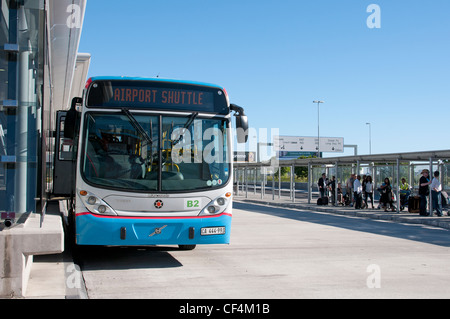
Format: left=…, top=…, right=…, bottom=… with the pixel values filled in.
left=235, top=149, right=450, bottom=167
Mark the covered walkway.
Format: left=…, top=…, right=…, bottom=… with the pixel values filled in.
left=234, top=149, right=450, bottom=214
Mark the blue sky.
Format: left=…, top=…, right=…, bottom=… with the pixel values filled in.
left=78, top=0, right=450, bottom=157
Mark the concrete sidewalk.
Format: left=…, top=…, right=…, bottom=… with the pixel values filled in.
left=24, top=248, right=87, bottom=299
left=1, top=201, right=88, bottom=299
left=23, top=207, right=88, bottom=299
left=234, top=190, right=450, bottom=231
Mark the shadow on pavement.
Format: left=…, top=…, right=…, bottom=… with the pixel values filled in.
left=234, top=201, right=450, bottom=248
left=73, top=245, right=183, bottom=271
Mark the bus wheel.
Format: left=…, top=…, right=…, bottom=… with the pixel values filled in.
left=178, top=245, right=196, bottom=250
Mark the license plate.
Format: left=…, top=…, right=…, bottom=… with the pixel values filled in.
left=201, top=226, right=226, bottom=236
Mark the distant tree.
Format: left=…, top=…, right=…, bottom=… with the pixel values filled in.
left=294, top=155, right=316, bottom=181
left=275, top=166, right=289, bottom=178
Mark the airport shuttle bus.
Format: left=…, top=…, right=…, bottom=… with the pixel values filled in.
left=54, top=77, right=248, bottom=249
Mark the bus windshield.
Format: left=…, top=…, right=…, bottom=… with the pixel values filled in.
left=81, top=112, right=230, bottom=192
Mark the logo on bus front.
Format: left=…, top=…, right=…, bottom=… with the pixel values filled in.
left=154, top=200, right=164, bottom=209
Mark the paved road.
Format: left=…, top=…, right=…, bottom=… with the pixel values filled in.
left=75, top=201, right=450, bottom=299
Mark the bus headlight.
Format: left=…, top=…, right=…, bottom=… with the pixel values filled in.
left=207, top=206, right=217, bottom=214
left=97, top=205, right=107, bottom=214
left=78, top=189, right=118, bottom=216
left=199, top=194, right=230, bottom=216
left=87, top=196, right=97, bottom=205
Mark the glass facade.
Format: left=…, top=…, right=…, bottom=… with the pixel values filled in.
left=0, top=0, right=45, bottom=225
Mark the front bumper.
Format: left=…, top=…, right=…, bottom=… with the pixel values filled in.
left=75, top=212, right=231, bottom=246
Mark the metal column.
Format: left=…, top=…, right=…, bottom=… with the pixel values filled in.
left=429, top=157, right=433, bottom=215
left=396, top=158, right=400, bottom=213
left=245, top=167, right=248, bottom=198
left=254, top=168, right=257, bottom=195
left=291, top=164, right=295, bottom=203
left=14, top=42, right=31, bottom=216
left=272, top=168, right=275, bottom=201
left=308, top=162, right=312, bottom=204
left=278, top=166, right=281, bottom=199
left=335, top=161, right=339, bottom=206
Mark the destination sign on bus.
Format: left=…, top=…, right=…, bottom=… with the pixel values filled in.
left=86, top=80, right=227, bottom=113
left=113, top=87, right=211, bottom=107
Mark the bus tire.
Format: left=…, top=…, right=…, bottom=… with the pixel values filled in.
left=178, top=244, right=196, bottom=250
left=65, top=199, right=77, bottom=248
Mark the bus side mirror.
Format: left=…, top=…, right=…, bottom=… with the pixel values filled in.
left=230, top=103, right=249, bottom=144
left=235, top=115, right=249, bottom=144
left=64, top=97, right=82, bottom=139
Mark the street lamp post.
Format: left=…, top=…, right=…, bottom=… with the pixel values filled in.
left=313, top=100, right=324, bottom=158
left=366, top=122, right=372, bottom=155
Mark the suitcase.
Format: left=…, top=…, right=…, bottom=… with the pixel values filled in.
left=442, top=191, right=448, bottom=207
left=408, top=196, right=420, bottom=213
left=317, top=197, right=328, bottom=205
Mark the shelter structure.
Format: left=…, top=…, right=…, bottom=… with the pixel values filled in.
left=234, top=149, right=450, bottom=213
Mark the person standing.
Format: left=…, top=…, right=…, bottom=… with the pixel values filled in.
left=328, top=176, right=336, bottom=205
left=364, top=175, right=374, bottom=209
left=346, top=174, right=355, bottom=206
left=419, top=169, right=431, bottom=216
left=353, top=175, right=363, bottom=209
left=430, top=171, right=443, bottom=217
left=380, top=177, right=394, bottom=212
left=318, top=173, right=327, bottom=198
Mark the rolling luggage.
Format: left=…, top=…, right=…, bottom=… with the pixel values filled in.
left=317, top=197, right=328, bottom=205
left=441, top=191, right=448, bottom=208
left=408, top=196, right=420, bottom=213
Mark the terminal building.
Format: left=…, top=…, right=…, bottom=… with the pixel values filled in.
left=0, top=0, right=89, bottom=297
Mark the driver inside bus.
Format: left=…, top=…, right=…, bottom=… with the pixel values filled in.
left=86, top=131, right=122, bottom=179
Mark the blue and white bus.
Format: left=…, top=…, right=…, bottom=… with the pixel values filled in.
left=53, top=77, right=248, bottom=249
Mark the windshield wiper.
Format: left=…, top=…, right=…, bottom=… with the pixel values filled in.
left=121, top=108, right=153, bottom=147
left=172, top=112, right=199, bottom=146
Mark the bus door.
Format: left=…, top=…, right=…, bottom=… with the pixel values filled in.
left=53, top=111, right=76, bottom=197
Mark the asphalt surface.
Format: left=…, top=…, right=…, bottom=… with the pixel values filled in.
left=22, top=190, right=450, bottom=299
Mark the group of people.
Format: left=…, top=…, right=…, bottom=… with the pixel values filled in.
left=318, top=173, right=375, bottom=209
left=344, top=174, right=376, bottom=210
left=419, top=169, right=444, bottom=217
left=318, top=170, right=445, bottom=216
